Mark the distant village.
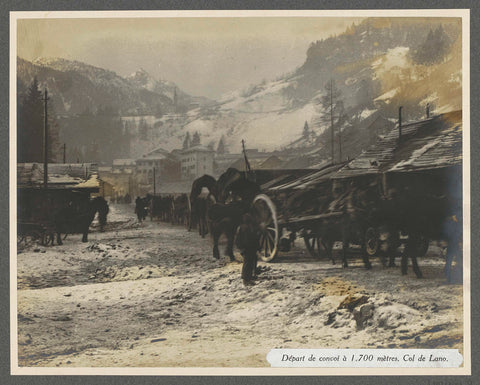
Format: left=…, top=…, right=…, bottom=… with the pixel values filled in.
left=100, top=141, right=302, bottom=201
left=17, top=135, right=302, bottom=203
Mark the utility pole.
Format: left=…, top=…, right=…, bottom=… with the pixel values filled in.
left=241, top=139, right=251, bottom=174
left=338, top=125, right=342, bottom=163
left=43, top=89, right=49, bottom=188
left=330, top=79, right=334, bottom=165
left=153, top=167, right=156, bottom=196
left=63, top=143, right=66, bottom=164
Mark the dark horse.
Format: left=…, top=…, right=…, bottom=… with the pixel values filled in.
left=135, top=196, right=150, bottom=222
left=208, top=200, right=250, bottom=260
left=189, top=174, right=217, bottom=235
left=208, top=169, right=261, bottom=263
left=53, top=196, right=109, bottom=244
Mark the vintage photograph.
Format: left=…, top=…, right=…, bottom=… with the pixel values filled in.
left=11, top=10, right=469, bottom=373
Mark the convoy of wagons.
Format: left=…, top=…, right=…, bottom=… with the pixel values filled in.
left=215, top=110, right=463, bottom=281
left=17, top=110, right=463, bottom=280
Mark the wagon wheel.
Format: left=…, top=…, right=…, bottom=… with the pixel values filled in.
left=251, top=194, right=278, bottom=262
left=365, top=227, right=379, bottom=256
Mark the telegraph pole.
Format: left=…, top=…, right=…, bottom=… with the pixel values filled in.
left=43, top=89, right=49, bottom=188
left=63, top=143, right=66, bottom=163
left=153, top=167, right=156, bottom=196
left=338, top=124, right=342, bottom=163
left=241, top=139, right=251, bottom=174
left=330, top=79, right=334, bottom=165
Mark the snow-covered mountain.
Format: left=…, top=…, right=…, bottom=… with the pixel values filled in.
left=162, top=17, right=462, bottom=159
left=17, top=17, right=462, bottom=165
left=126, top=68, right=212, bottom=109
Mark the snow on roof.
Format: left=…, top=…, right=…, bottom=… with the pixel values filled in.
left=75, top=174, right=100, bottom=188
left=266, top=163, right=346, bottom=191
left=181, top=145, right=215, bottom=154
left=334, top=110, right=462, bottom=178
left=113, top=159, right=136, bottom=166
left=17, top=163, right=100, bottom=190
left=138, top=147, right=171, bottom=160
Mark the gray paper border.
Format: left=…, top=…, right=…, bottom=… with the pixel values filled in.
left=2, top=1, right=478, bottom=384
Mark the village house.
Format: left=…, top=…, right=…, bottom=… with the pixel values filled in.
left=180, top=145, right=214, bottom=181
left=98, top=163, right=135, bottom=202
left=112, top=159, right=136, bottom=174
left=135, top=147, right=181, bottom=195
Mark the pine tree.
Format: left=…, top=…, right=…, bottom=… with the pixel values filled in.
left=191, top=131, right=201, bottom=146
left=302, top=121, right=310, bottom=139
left=217, top=135, right=226, bottom=154
left=46, top=99, right=60, bottom=162
left=182, top=132, right=191, bottom=149
left=138, top=117, right=148, bottom=141
left=315, top=79, right=347, bottom=163
left=17, top=78, right=60, bottom=163
left=413, top=25, right=450, bottom=65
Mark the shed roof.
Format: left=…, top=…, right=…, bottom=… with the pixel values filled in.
left=334, top=110, right=462, bottom=179
left=17, top=163, right=100, bottom=190
left=113, top=159, right=136, bottom=166
left=181, top=145, right=215, bottom=154
left=266, top=162, right=347, bottom=191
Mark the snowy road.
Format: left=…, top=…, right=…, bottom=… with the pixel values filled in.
left=16, top=204, right=464, bottom=367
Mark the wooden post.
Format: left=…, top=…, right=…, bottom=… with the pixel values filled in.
left=63, top=143, right=66, bottom=163
left=153, top=167, right=156, bottom=196
left=330, top=79, right=334, bottom=164
left=43, top=89, right=49, bottom=188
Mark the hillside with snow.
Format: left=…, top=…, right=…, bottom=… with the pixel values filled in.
left=17, top=17, right=462, bottom=165
left=170, top=18, right=462, bottom=159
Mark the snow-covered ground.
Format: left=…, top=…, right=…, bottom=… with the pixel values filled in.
left=16, top=204, right=464, bottom=367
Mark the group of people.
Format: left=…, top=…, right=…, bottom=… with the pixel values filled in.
left=112, top=193, right=131, bottom=204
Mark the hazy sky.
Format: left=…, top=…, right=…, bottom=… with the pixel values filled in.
left=17, top=17, right=363, bottom=99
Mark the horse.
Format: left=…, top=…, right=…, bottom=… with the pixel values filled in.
left=135, top=196, right=150, bottom=222
left=310, top=179, right=376, bottom=270
left=208, top=200, right=250, bottom=260
left=149, top=195, right=174, bottom=222
left=208, top=170, right=261, bottom=261
left=171, top=194, right=190, bottom=226
left=53, top=196, right=109, bottom=244
left=189, top=175, right=217, bottom=232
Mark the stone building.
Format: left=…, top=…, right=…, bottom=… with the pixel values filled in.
left=180, top=145, right=215, bottom=180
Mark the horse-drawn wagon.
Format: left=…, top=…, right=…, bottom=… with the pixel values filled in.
left=17, top=163, right=107, bottom=247
left=216, top=111, right=463, bottom=280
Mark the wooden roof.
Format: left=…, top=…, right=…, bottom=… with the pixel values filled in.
left=265, top=162, right=347, bottom=191
left=334, top=110, right=462, bottom=179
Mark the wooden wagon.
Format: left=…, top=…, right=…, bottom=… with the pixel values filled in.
left=243, top=110, right=463, bottom=268
left=17, top=163, right=101, bottom=247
